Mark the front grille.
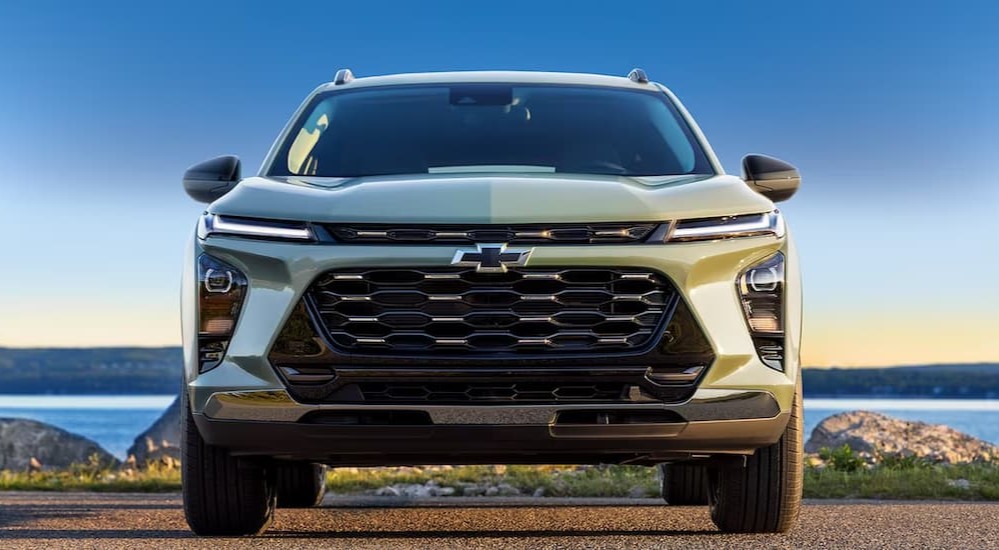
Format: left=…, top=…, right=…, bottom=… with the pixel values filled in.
left=308, top=267, right=675, bottom=355
left=325, top=223, right=657, bottom=245
left=358, top=382, right=629, bottom=403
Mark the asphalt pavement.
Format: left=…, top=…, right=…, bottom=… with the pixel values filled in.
left=2, top=492, right=998, bottom=549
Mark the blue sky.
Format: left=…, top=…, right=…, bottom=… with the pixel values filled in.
left=0, top=1, right=997, bottom=366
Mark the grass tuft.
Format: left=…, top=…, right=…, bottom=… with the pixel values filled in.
left=0, top=459, right=181, bottom=492
left=326, top=465, right=658, bottom=497
left=803, top=463, right=999, bottom=500
left=3, top=460, right=999, bottom=500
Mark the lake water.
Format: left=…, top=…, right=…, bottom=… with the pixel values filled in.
left=2, top=395, right=999, bottom=459
left=0, top=395, right=176, bottom=459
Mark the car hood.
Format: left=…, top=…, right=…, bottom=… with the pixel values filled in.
left=208, top=173, right=774, bottom=223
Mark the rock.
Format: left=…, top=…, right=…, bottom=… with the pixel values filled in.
left=375, top=486, right=401, bottom=497
left=400, top=484, right=433, bottom=498
left=460, top=483, right=487, bottom=496
left=949, top=479, right=971, bottom=490
left=0, top=418, right=118, bottom=470
left=431, top=486, right=456, bottom=496
left=374, top=482, right=457, bottom=498
left=533, top=487, right=546, bottom=497
left=126, top=396, right=180, bottom=467
left=806, top=411, right=999, bottom=464
left=485, top=486, right=499, bottom=496
left=494, top=483, right=520, bottom=496
left=627, top=485, right=648, bottom=498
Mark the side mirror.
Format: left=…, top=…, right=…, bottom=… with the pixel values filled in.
left=742, top=154, right=800, bottom=202
left=183, top=156, right=241, bottom=203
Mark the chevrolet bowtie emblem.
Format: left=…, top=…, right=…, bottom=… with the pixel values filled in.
left=451, top=243, right=533, bottom=273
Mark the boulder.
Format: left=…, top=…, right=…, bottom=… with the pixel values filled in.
left=806, top=410, right=999, bottom=464
left=0, top=418, right=117, bottom=470
left=126, top=396, right=181, bottom=467
left=374, top=482, right=456, bottom=497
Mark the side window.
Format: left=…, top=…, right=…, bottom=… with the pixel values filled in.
left=287, top=100, right=334, bottom=174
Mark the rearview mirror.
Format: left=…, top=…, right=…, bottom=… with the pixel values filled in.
left=742, top=154, right=800, bottom=202
left=183, top=156, right=241, bottom=203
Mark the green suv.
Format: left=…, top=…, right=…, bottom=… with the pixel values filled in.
left=180, top=69, right=803, bottom=536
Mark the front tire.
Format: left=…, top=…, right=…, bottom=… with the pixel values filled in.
left=708, top=381, right=803, bottom=533
left=276, top=462, right=327, bottom=508
left=181, top=391, right=277, bottom=536
left=660, top=463, right=709, bottom=505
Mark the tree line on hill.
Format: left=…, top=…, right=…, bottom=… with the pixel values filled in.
left=802, top=364, right=999, bottom=398
left=0, top=347, right=179, bottom=394
left=0, top=347, right=998, bottom=398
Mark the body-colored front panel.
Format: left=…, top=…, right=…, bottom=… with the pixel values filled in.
left=184, top=230, right=801, bottom=419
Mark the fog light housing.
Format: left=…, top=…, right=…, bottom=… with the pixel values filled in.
left=198, top=254, right=247, bottom=372
left=738, top=253, right=785, bottom=370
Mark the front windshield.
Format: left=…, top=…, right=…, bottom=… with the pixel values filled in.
left=268, top=84, right=714, bottom=178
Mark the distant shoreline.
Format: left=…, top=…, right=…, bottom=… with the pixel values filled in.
left=2, top=393, right=999, bottom=401
left=2, top=347, right=998, bottom=397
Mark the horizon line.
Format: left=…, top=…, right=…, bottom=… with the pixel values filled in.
left=1, top=344, right=997, bottom=370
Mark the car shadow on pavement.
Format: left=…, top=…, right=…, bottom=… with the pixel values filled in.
left=263, top=528, right=723, bottom=540
left=0, top=529, right=194, bottom=540
left=0, top=500, right=191, bottom=539
left=0, top=498, right=727, bottom=541
left=261, top=503, right=725, bottom=540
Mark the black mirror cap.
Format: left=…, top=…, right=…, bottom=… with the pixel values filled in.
left=742, top=154, right=800, bottom=203
left=183, top=155, right=241, bottom=203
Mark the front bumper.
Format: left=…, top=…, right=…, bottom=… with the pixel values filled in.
left=194, top=387, right=787, bottom=464
left=182, top=230, right=802, bottom=462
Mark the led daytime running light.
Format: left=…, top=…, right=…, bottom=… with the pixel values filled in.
left=201, top=213, right=314, bottom=241
left=670, top=210, right=784, bottom=242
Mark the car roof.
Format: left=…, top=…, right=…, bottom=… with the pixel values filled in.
left=315, top=70, right=660, bottom=92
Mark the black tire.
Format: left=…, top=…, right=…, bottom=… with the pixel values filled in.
left=660, top=463, right=709, bottom=505
left=709, top=381, right=803, bottom=533
left=181, top=391, right=277, bottom=536
left=276, top=462, right=327, bottom=508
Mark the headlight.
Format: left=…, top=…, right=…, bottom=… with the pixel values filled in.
left=199, top=213, right=315, bottom=241
left=737, top=252, right=785, bottom=371
left=668, top=210, right=784, bottom=242
left=197, top=254, right=247, bottom=372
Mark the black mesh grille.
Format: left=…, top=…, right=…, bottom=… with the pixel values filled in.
left=325, top=223, right=657, bottom=245
left=308, top=267, right=674, bottom=355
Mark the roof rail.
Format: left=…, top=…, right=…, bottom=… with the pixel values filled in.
left=627, top=68, right=649, bottom=84
left=333, top=68, right=354, bottom=85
